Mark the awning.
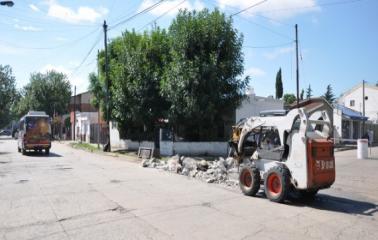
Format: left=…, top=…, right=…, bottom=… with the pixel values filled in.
left=334, top=104, right=368, bottom=121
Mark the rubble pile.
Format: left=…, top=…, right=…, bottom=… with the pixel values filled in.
left=141, top=155, right=240, bottom=186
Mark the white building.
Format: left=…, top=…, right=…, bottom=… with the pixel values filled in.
left=70, top=91, right=102, bottom=143
left=337, top=83, right=378, bottom=124
left=333, top=104, right=368, bottom=143
left=236, top=89, right=284, bottom=122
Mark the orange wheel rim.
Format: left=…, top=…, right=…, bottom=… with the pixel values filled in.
left=241, top=169, right=252, bottom=188
left=267, top=173, right=282, bottom=195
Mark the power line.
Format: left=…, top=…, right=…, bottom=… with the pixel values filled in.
left=110, top=1, right=142, bottom=23
left=138, top=0, right=186, bottom=32
left=237, top=15, right=293, bottom=40
left=0, top=10, right=97, bottom=28
left=0, top=27, right=101, bottom=50
left=258, top=0, right=365, bottom=13
left=244, top=41, right=294, bottom=49
left=204, top=0, right=293, bottom=40
left=230, top=0, right=268, bottom=17
left=71, top=32, right=102, bottom=76
left=109, top=0, right=166, bottom=31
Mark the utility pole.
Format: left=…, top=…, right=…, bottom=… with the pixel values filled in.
left=73, top=86, right=76, bottom=141
left=295, top=24, right=300, bottom=108
left=103, top=20, right=111, bottom=152
left=97, top=49, right=100, bottom=149
left=362, top=80, right=366, bottom=135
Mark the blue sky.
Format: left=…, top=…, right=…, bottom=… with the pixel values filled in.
left=1, top=0, right=377, bottom=98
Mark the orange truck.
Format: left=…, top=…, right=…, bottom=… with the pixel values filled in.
left=17, top=111, right=51, bottom=155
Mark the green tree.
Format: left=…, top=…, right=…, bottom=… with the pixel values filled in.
left=275, top=68, right=283, bottom=99
left=283, top=93, right=296, bottom=105
left=88, top=72, right=104, bottom=110
left=306, top=84, right=313, bottom=99
left=161, top=9, right=249, bottom=140
left=0, top=65, right=17, bottom=128
left=100, top=28, right=171, bottom=139
left=300, top=89, right=304, bottom=100
left=323, top=84, right=335, bottom=103
left=16, top=70, right=72, bottom=117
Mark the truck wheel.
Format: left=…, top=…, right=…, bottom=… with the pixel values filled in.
left=22, top=148, right=26, bottom=155
left=18, top=147, right=21, bottom=153
left=239, top=166, right=261, bottom=196
left=299, top=189, right=318, bottom=200
left=264, top=166, right=290, bottom=203
left=45, top=149, right=50, bottom=155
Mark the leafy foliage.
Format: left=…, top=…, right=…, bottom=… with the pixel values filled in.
left=323, top=84, right=335, bottom=103
left=161, top=9, right=249, bottom=140
left=275, top=68, right=283, bottom=99
left=97, top=9, right=248, bottom=141
left=306, top=84, right=313, bottom=99
left=16, top=71, right=72, bottom=117
left=98, top=28, right=171, bottom=139
left=0, top=65, right=17, bottom=128
left=300, top=89, right=304, bottom=100
left=283, top=93, right=296, bottom=105
left=88, top=72, right=104, bottom=110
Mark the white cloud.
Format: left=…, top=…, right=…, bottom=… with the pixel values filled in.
left=0, top=44, right=23, bottom=55
left=263, top=46, right=293, bottom=60
left=138, top=0, right=205, bottom=17
left=55, top=36, right=68, bottom=42
left=14, top=24, right=42, bottom=32
left=41, top=64, right=71, bottom=75
left=244, top=67, right=266, bottom=77
left=217, top=0, right=320, bottom=19
left=40, top=64, right=89, bottom=93
left=45, top=0, right=108, bottom=24
left=29, top=4, right=40, bottom=12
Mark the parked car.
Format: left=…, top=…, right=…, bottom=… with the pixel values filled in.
left=0, top=129, right=11, bottom=136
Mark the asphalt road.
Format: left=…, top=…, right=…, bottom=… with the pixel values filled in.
left=0, top=137, right=377, bottom=240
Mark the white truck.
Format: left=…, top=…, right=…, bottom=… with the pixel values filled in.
left=229, top=98, right=335, bottom=203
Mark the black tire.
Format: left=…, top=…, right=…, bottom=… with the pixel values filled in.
left=239, top=165, right=261, bottom=196
left=264, top=166, right=291, bottom=203
left=18, top=147, right=21, bottom=153
left=45, top=148, right=50, bottom=155
left=299, top=189, right=318, bottom=200
left=22, top=148, right=26, bottom=155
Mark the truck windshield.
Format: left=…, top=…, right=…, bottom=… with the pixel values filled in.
left=26, top=117, right=50, bottom=134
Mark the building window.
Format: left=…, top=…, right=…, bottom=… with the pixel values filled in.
left=350, top=100, right=355, bottom=107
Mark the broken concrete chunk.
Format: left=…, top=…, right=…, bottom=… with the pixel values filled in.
left=167, top=156, right=182, bottom=173
left=225, top=157, right=236, bottom=170
left=182, top=157, right=198, bottom=171
left=206, top=178, right=216, bottom=183
left=141, top=159, right=149, bottom=168
left=197, top=160, right=209, bottom=171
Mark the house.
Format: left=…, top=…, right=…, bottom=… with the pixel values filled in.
left=333, top=104, right=368, bottom=143
left=69, top=91, right=104, bottom=143
left=337, top=82, right=378, bottom=124
left=335, top=82, right=378, bottom=143
left=236, top=89, right=284, bottom=122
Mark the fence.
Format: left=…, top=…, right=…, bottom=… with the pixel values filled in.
left=366, top=123, right=378, bottom=143
left=90, top=123, right=108, bottom=145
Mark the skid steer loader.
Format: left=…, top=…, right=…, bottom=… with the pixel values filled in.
left=229, top=98, right=335, bottom=203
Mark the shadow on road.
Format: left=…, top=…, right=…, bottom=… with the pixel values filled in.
left=0, top=152, right=12, bottom=155
left=24, top=151, right=62, bottom=158
left=0, top=136, right=13, bottom=141
left=288, top=194, right=378, bottom=216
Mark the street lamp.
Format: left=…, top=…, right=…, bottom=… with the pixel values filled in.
left=0, top=1, right=14, bottom=7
